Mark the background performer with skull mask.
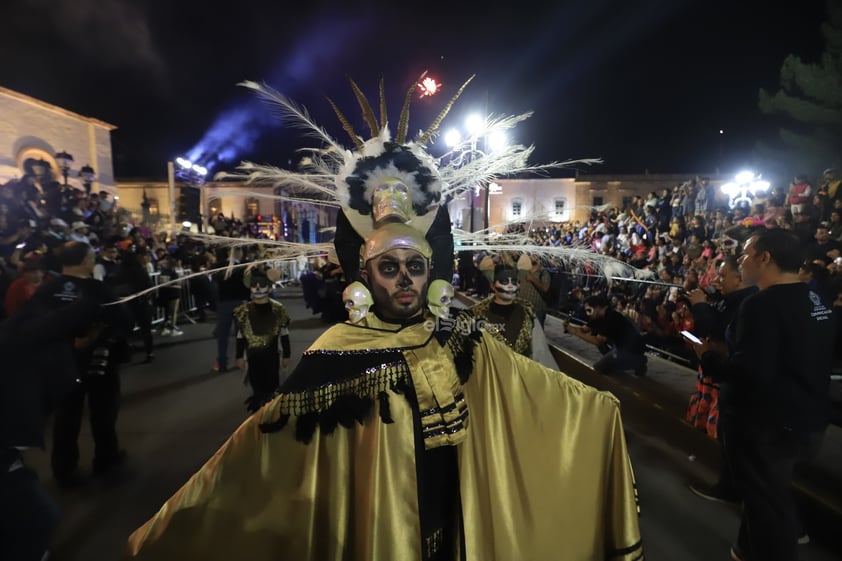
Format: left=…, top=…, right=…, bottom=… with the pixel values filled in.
left=470, top=263, right=557, bottom=368
left=233, top=268, right=291, bottom=413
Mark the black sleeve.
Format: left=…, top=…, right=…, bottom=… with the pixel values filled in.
left=236, top=338, right=246, bottom=359
left=96, top=283, right=134, bottom=336
left=1, top=299, right=101, bottom=345
left=690, top=302, right=718, bottom=339
left=281, top=334, right=291, bottom=358
left=701, top=296, right=776, bottom=386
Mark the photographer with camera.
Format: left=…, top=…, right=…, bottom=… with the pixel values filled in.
left=564, top=293, right=648, bottom=377
left=25, top=241, right=133, bottom=488
left=0, top=250, right=117, bottom=561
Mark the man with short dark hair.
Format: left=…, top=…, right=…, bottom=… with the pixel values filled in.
left=564, top=294, right=648, bottom=376
left=26, top=241, right=133, bottom=487
left=806, top=223, right=842, bottom=264
left=691, top=228, right=835, bottom=561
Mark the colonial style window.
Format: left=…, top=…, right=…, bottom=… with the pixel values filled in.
left=592, top=196, right=604, bottom=207
left=512, top=199, right=522, bottom=217
left=554, top=198, right=566, bottom=217
left=245, top=198, right=259, bottom=218
left=622, top=196, right=634, bottom=210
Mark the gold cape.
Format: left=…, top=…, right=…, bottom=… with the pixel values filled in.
left=126, top=312, right=642, bottom=561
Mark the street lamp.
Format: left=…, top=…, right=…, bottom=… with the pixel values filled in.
left=444, top=114, right=507, bottom=231
left=55, top=151, right=74, bottom=185
left=720, top=170, right=770, bottom=210
left=78, top=164, right=96, bottom=195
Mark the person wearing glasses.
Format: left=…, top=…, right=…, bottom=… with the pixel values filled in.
left=563, top=294, right=648, bottom=377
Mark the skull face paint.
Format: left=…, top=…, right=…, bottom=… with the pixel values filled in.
left=250, top=276, right=272, bottom=300
left=362, top=248, right=429, bottom=321
left=492, top=267, right=519, bottom=304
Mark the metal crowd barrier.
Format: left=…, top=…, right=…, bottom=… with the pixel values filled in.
left=148, top=271, right=200, bottom=326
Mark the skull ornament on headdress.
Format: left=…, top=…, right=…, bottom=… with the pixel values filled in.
left=427, top=279, right=455, bottom=319
left=343, top=281, right=374, bottom=324
left=224, top=74, right=590, bottom=323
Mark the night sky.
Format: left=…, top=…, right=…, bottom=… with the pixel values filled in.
left=0, top=0, right=828, bottom=180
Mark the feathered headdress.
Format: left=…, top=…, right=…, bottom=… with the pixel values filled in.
left=109, top=75, right=655, bottom=306
left=216, top=74, right=601, bottom=282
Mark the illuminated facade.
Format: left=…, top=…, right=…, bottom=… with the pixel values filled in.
left=0, top=86, right=117, bottom=193
left=446, top=174, right=725, bottom=230
left=117, top=180, right=336, bottom=241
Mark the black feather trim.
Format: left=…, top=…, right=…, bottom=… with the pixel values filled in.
left=295, top=413, right=320, bottom=444
left=378, top=391, right=394, bottom=423
left=318, top=404, right=340, bottom=434
left=259, top=413, right=290, bottom=434
left=446, top=311, right=482, bottom=384
left=353, top=395, right=374, bottom=425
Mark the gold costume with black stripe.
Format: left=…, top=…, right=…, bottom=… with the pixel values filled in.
left=126, top=310, right=642, bottom=560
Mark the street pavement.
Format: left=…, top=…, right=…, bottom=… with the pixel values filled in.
left=23, top=288, right=841, bottom=560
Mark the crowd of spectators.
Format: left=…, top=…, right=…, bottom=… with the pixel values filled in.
left=5, top=167, right=842, bottom=365
left=0, top=173, right=281, bottom=345
left=460, top=172, right=842, bottom=369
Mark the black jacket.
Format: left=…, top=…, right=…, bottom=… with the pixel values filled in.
left=0, top=295, right=104, bottom=448
left=691, top=286, right=758, bottom=340
left=701, top=283, right=836, bottom=434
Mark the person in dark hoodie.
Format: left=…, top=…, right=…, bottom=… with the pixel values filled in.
left=0, top=266, right=110, bottom=561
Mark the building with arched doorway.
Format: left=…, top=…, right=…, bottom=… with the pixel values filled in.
left=0, top=86, right=117, bottom=194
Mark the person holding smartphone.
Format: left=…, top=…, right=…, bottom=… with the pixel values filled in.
left=689, top=229, right=834, bottom=561
left=684, top=255, right=757, bottom=505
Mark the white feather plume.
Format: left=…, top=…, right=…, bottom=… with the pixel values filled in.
left=239, top=81, right=344, bottom=153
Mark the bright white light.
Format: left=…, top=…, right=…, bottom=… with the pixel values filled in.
left=488, top=131, right=507, bottom=153
left=182, top=221, right=192, bottom=228
left=444, top=128, right=462, bottom=147
left=735, top=171, right=754, bottom=184
left=465, top=114, right=483, bottom=136
left=488, top=182, right=502, bottom=194
left=720, top=182, right=738, bottom=196
left=114, top=196, right=119, bottom=200
left=750, top=180, right=770, bottom=195
left=719, top=129, right=724, bottom=134
left=176, top=157, right=192, bottom=169
left=192, top=164, right=207, bottom=176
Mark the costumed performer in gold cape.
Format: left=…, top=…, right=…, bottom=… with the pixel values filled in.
left=126, top=76, right=643, bottom=561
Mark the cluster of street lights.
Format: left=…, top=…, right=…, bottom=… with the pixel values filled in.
left=175, top=157, right=208, bottom=182
left=443, top=114, right=508, bottom=232
left=54, top=150, right=96, bottom=194
left=720, top=170, right=770, bottom=210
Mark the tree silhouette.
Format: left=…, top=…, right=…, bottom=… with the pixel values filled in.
left=757, top=0, right=842, bottom=177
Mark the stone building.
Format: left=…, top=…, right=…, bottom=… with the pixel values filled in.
left=447, top=173, right=725, bottom=230
left=0, top=86, right=117, bottom=194
left=116, top=179, right=336, bottom=242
